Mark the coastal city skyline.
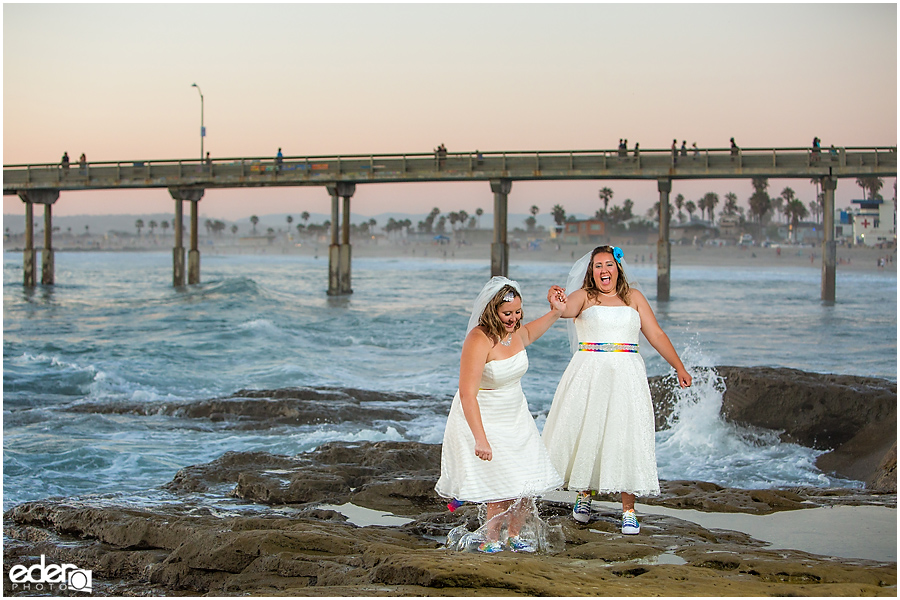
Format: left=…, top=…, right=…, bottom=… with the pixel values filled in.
left=3, top=3, right=897, bottom=222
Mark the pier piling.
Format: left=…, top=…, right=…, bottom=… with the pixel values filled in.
left=490, top=179, right=511, bottom=277
left=656, top=178, right=672, bottom=301
left=18, top=189, right=59, bottom=287
left=326, top=183, right=355, bottom=295
left=168, top=188, right=204, bottom=286
left=821, top=177, right=837, bottom=302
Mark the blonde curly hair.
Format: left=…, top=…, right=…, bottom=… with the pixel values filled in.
left=478, top=285, right=522, bottom=342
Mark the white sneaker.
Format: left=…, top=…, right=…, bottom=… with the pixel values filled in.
left=572, top=491, right=592, bottom=523
left=622, top=509, right=640, bottom=535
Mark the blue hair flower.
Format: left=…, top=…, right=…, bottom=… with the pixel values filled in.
left=613, top=246, right=624, bottom=262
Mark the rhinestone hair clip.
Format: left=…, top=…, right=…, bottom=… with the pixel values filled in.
left=502, top=290, right=516, bottom=302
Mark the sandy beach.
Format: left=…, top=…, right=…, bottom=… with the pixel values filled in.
left=7, top=229, right=897, bottom=274
left=187, top=237, right=899, bottom=274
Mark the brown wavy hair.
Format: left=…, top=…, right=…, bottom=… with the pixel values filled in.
left=478, top=284, right=523, bottom=342
left=583, top=245, right=632, bottom=306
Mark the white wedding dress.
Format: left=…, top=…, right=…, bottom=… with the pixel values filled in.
left=542, top=305, right=660, bottom=496
left=435, top=349, right=563, bottom=503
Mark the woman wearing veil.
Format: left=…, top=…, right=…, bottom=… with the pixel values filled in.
left=543, top=246, right=692, bottom=534
left=435, top=276, right=565, bottom=553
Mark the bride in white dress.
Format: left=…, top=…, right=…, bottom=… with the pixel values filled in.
left=543, top=246, right=692, bottom=535
left=435, top=277, right=565, bottom=553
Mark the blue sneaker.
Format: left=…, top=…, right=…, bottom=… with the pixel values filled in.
left=622, top=509, right=640, bottom=535
left=572, top=490, right=592, bottom=523
left=507, top=536, right=536, bottom=553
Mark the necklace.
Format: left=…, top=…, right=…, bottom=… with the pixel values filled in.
left=599, top=289, right=617, bottom=297
left=500, top=333, right=512, bottom=346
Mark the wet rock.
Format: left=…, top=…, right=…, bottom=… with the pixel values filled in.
left=165, top=441, right=442, bottom=514
left=4, top=491, right=894, bottom=597
left=66, top=386, right=443, bottom=429
left=868, top=442, right=897, bottom=493
left=650, top=366, right=897, bottom=491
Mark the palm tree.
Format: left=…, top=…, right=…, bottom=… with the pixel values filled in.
left=784, top=199, right=809, bottom=242
left=856, top=176, right=884, bottom=200
left=135, top=219, right=144, bottom=236
left=779, top=187, right=796, bottom=225
left=598, top=187, right=614, bottom=214
left=770, top=196, right=784, bottom=224
left=748, top=177, right=772, bottom=237
left=808, top=197, right=823, bottom=225
left=530, top=205, right=539, bottom=218
left=458, top=210, right=468, bottom=228
left=684, top=200, right=697, bottom=221
left=674, top=193, right=685, bottom=222
left=648, top=201, right=675, bottom=221
left=723, top=192, right=739, bottom=216
left=250, top=215, right=259, bottom=234
left=703, top=192, right=719, bottom=223
left=231, top=224, right=238, bottom=236
left=551, top=204, right=566, bottom=234
left=148, top=220, right=158, bottom=236
left=204, top=219, right=213, bottom=236
left=161, top=220, right=169, bottom=236
left=697, top=197, right=708, bottom=221
left=368, top=218, right=377, bottom=231
left=810, top=176, right=823, bottom=207
left=301, top=211, right=310, bottom=225
left=448, top=212, right=460, bottom=231
left=286, top=215, right=293, bottom=228
left=475, top=208, right=484, bottom=228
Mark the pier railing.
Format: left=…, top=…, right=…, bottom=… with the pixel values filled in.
left=4, top=146, right=896, bottom=193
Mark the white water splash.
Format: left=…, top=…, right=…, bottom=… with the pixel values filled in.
left=655, top=365, right=863, bottom=489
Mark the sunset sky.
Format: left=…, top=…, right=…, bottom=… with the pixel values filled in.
left=3, top=3, right=897, bottom=223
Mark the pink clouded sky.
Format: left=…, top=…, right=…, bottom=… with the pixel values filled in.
left=3, top=3, right=896, bottom=223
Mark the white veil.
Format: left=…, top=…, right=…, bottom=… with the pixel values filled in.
left=466, top=276, right=522, bottom=335
left=564, top=247, right=640, bottom=354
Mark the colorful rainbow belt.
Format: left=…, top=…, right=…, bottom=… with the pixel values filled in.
left=578, top=342, right=638, bottom=353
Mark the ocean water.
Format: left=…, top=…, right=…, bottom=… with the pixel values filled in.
left=3, top=251, right=896, bottom=511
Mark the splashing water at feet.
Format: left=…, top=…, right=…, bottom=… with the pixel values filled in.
left=445, top=497, right=565, bottom=554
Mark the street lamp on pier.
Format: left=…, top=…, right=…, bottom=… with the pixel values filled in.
left=191, top=83, right=204, bottom=161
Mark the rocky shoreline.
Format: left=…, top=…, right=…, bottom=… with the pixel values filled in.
left=4, top=366, right=896, bottom=596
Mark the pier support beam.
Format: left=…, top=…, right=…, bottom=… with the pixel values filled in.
left=23, top=200, right=35, bottom=287
left=326, top=182, right=355, bottom=295
left=656, top=178, right=672, bottom=301
left=490, top=179, right=511, bottom=277
left=18, top=189, right=59, bottom=287
left=821, top=177, right=837, bottom=302
left=169, top=188, right=204, bottom=286
left=173, top=198, right=185, bottom=286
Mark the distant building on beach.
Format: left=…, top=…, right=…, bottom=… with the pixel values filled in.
left=838, top=198, right=896, bottom=246
left=563, top=218, right=606, bottom=243
left=671, top=218, right=717, bottom=245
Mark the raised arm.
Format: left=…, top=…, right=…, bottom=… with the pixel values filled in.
left=632, top=290, right=692, bottom=388
left=519, top=289, right=566, bottom=346
left=457, top=328, right=494, bottom=460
